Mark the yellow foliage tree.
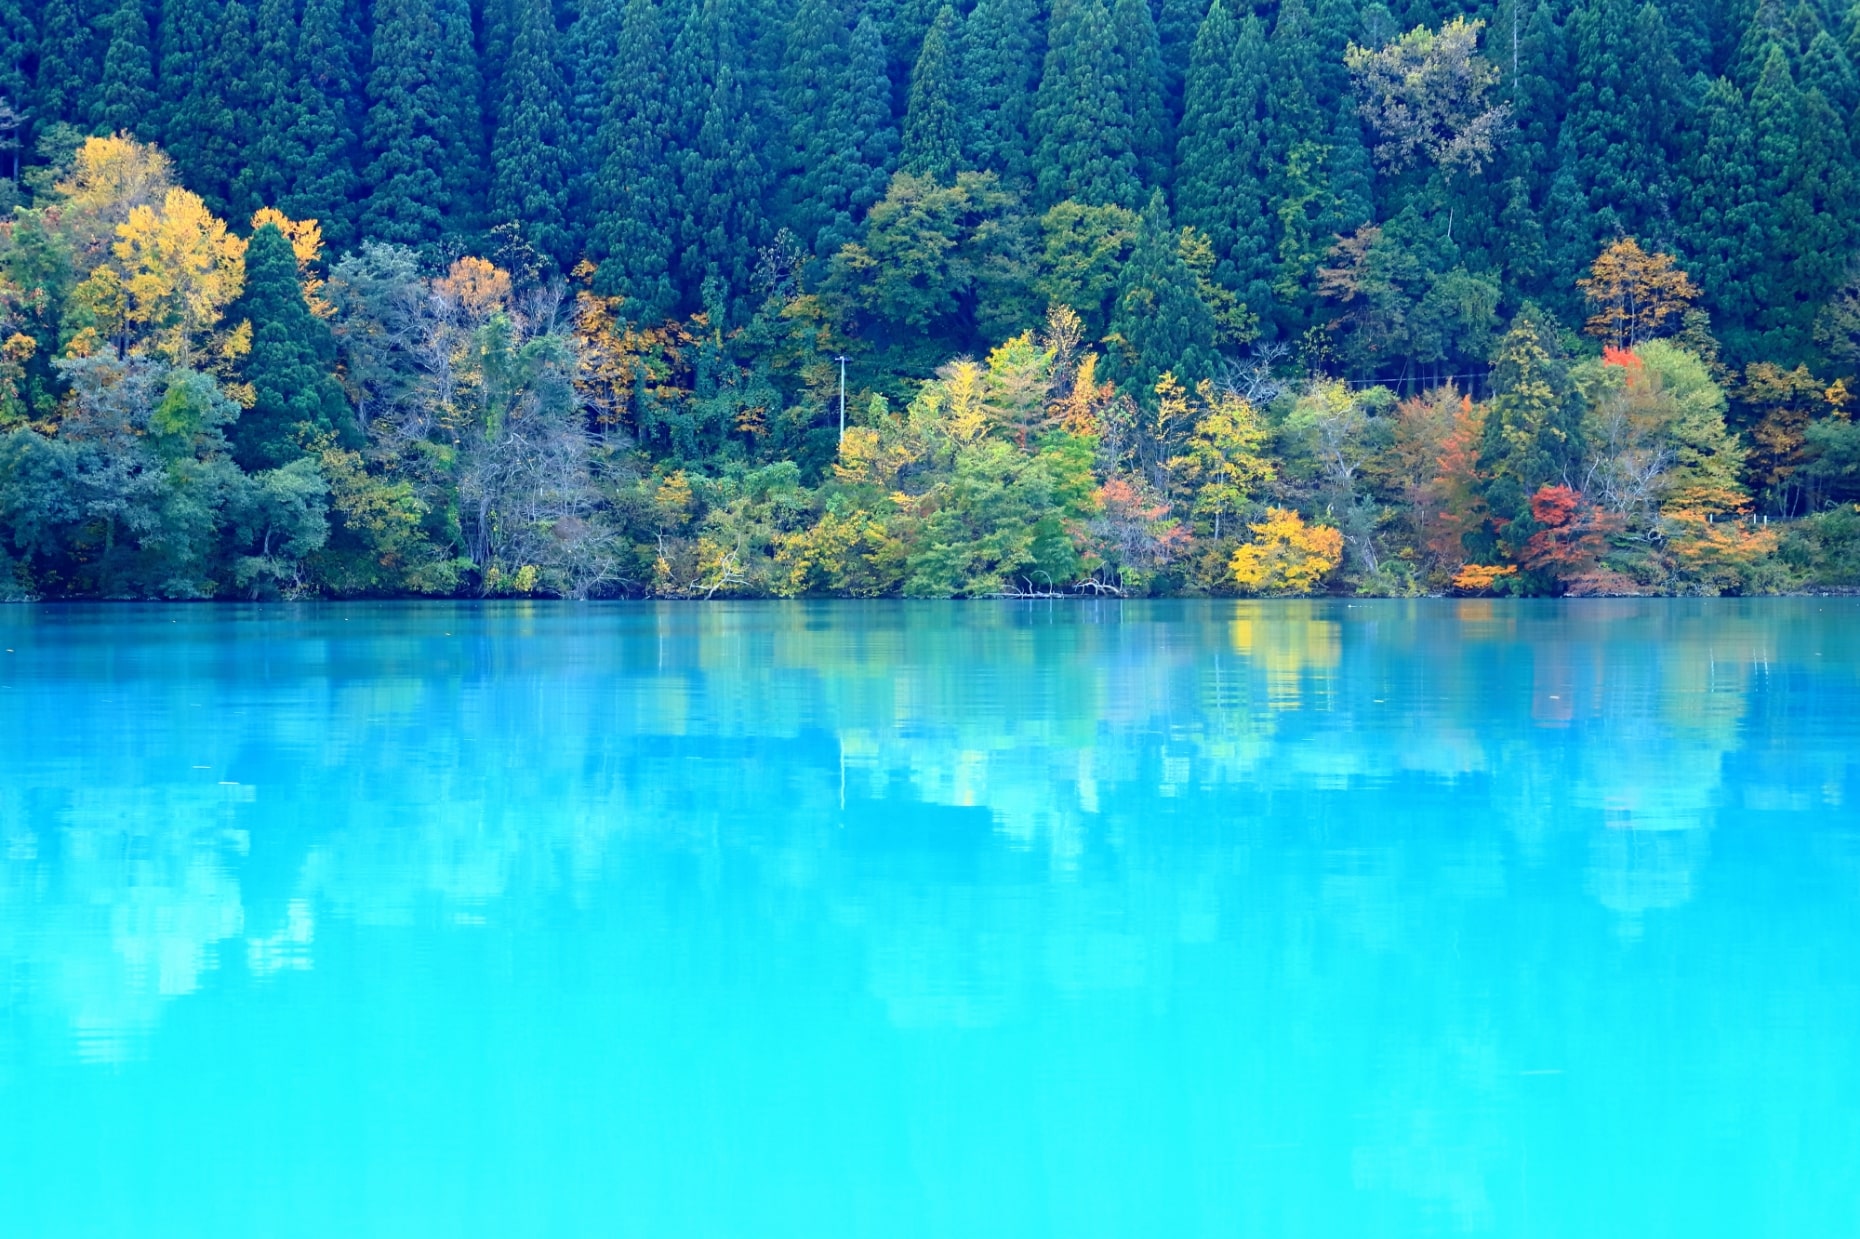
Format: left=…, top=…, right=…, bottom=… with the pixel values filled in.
left=1577, top=238, right=1700, bottom=349
left=435, top=255, right=512, bottom=323
left=1229, top=508, right=1344, bottom=594
left=52, top=135, right=176, bottom=264
left=111, top=187, right=247, bottom=366
left=1168, top=381, right=1274, bottom=539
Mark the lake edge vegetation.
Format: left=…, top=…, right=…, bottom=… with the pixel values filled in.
left=4, top=0, right=1860, bottom=599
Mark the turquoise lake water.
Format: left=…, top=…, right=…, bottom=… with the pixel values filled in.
left=1, top=600, right=1857, bottom=1236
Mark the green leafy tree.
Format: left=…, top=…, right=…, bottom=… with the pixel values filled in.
left=827, top=170, right=1036, bottom=345
left=1035, top=199, right=1140, bottom=336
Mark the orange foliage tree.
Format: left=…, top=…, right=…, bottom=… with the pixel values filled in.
left=1577, top=238, right=1700, bottom=350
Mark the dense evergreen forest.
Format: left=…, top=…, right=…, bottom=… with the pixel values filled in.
left=2, top=0, right=1860, bottom=598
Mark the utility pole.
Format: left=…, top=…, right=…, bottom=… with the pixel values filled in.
left=835, top=354, right=849, bottom=446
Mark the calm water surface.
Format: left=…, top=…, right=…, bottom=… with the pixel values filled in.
left=2, top=600, right=1857, bottom=1236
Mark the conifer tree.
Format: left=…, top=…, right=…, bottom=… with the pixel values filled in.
left=1560, top=0, right=1681, bottom=265
left=1680, top=74, right=1763, bottom=338
left=1174, top=2, right=1273, bottom=316
left=564, top=0, right=623, bottom=223
left=1749, top=42, right=1856, bottom=358
left=36, top=0, right=106, bottom=126
left=1108, top=190, right=1219, bottom=388
left=158, top=0, right=253, bottom=210
left=232, top=0, right=300, bottom=220
left=364, top=0, right=483, bottom=245
left=481, top=0, right=515, bottom=132
left=1267, top=0, right=1324, bottom=157
left=0, top=0, right=34, bottom=122
left=900, top=4, right=961, bottom=181
left=776, top=0, right=851, bottom=238
left=779, top=2, right=896, bottom=257
left=669, top=0, right=770, bottom=308
left=491, top=0, right=573, bottom=264
left=430, top=0, right=486, bottom=231
left=1734, top=0, right=1799, bottom=89
left=286, top=0, right=361, bottom=247
left=1480, top=303, right=1583, bottom=519
left=1154, top=0, right=1206, bottom=116
left=840, top=14, right=900, bottom=230
left=868, top=0, right=941, bottom=86
left=94, top=0, right=156, bottom=139
left=232, top=222, right=354, bottom=470
left=961, top=0, right=1040, bottom=185
left=362, top=0, right=447, bottom=244
left=1800, top=27, right=1860, bottom=114
left=591, top=0, right=676, bottom=310
left=1033, top=0, right=1141, bottom=208
left=1110, top=0, right=1171, bottom=188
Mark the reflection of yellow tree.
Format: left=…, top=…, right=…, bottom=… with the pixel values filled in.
left=1231, top=604, right=1340, bottom=710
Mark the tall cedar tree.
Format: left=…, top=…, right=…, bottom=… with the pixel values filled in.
left=1110, top=0, right=1171, bottom=188
left=564, top=0, right=623, bottom=227
left=231, top=223, right=355, bottom=470
left=363, top=0, right=484, bottom=245
left=776, top=0, right=853, bottom=244
left=36, top=0, right=106, bottom=125
left=1033, top=0, right=1141, bottom=208
left=1680, top=74, right=1763, bottom=337
left=234, top=0, right=301, bottom=221
left=591, top=0, right=676, bottom=310
left=867, top=0, right=941, bottom=89
left=900, top=4, right=962, bottom=181
left=1557, top=0, right=1681, bottom=269
left=780, top=2, right=896, bottom=258
left=158, top=0, right=255, bottom=211
left=1154, top=0, right=1207, bottom=117
left=286, top=0, right=362, bottom=247
left=491, top=0, right=573, bottom=263
left=1108, top=189, right=1219, bottom=389
left=960, top=0, right=1041, bottom=184
left=95, top=0, right=157, bottom=139
left=1748, top=42, right=1856, bottom=359
left=1175, top=2, right=1273, bottom=316
left=0, top=0, right=31, bottom=122
left=669, top=0, right=769, bottom=310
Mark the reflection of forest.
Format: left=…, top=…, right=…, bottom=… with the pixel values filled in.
left=0, top=600, right=1854, bottom=1071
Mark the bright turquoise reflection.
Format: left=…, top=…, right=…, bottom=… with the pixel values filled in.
left=2, top=600, right=1858, bottom=1236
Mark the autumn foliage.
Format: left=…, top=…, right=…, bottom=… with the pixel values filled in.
left=1578, top=238, right=1700, bottom=350
left=1230, top=509, right=1344, bottom=594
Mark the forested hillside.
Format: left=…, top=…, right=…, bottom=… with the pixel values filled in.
left=3, top=0, right=1860, bottom=598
